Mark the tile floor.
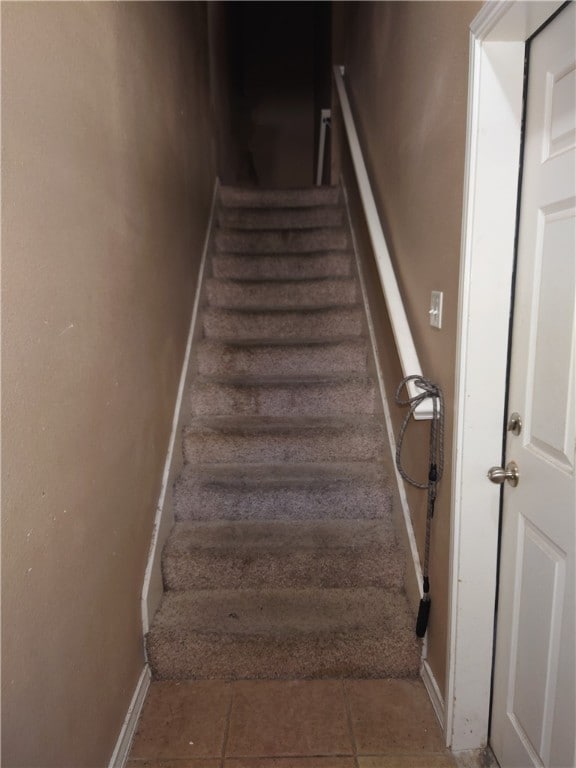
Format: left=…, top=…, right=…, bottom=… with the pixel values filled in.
left=128, top=678, right=458, bottom=768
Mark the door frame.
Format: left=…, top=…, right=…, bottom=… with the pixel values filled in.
left=446, top=0, right=565, bottom=752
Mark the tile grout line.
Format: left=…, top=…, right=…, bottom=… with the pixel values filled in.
left=342, top=679, right=361, bottom=767
left=220, top=680, right=236, bottom=767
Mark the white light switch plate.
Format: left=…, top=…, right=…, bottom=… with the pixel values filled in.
left=429, top=290, right=443, bottom=329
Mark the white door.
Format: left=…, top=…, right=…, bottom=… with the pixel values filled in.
left=490, top=4, right=576, bottom=768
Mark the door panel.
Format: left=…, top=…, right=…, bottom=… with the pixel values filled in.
left=491, top=4, right=576, bottom=767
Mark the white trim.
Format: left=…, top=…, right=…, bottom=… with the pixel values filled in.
left=470, top=0, right=513, bottom=39
left=447, top=0, right=564, bottom=752
left=342, top=173, right=449, bottom=724
left=333, top=65, right=434, bottom=420
left=422, top=657, right=445, bottom=730
left=108, top=665, right=151, bottom=768
left=316, top=109, right=331, bottom=187
left=341, top=177, right=424, bottom=609
left=141, top=177, right=219, bottom=633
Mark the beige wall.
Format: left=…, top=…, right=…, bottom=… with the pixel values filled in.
left=334, top=0, right=481, bottom=696
left=1, top=3, right=216, bottom=765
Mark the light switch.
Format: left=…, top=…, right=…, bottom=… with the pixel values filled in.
left=429, top=290, right=443, bottom=329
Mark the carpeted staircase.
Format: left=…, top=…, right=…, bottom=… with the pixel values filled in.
left=146, top=185, right=421, bottom=680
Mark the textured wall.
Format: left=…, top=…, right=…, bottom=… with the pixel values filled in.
left=1, top=2, right=216, bottom=765
left=334, top=0, right=481, bottom=697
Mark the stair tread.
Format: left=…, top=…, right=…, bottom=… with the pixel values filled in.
left=198, top=335, right=367, bottom=348
left=189, top=375, right=377, bottom=417
left=219, top=186, right=341, bottom=208
left=214, top=249, right=353, bottom=258
left=207, top=276, right=356, bottom=286
left=204, top=304, right=362, bottom=314
left=206, top=277, right=358, bottom=309
left=185, top=414, right=382, bottom=432
left=176, top=461, right=389, bottom=485
left=147, top=587, right=420, bottom=679
left=215, top=228, right=348, bottom=254
left=217, top=206, right=344, bottom=230
left=182, top=417, right=384, bottom=464
left=216, top=227, right=346, bottom=239
left=162, top=518, right=404, bottom=592
left=207, top=278, right=356, bottom=287
left=203, top=307, right=364, bottom=341
left=150, top=587, right=414, bottom=635
left=166, top=519, right=396, bottom=551
left=173, top=464, right=393, bottom=522
left=197, top=338, right=368, bottom=377
left=192, top=373, right=373, bottom=386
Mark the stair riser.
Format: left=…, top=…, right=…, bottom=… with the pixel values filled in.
left=215, top=229, right=348, bottom=254
left=183, top=429, right=384, bottom=464
left=219, top=186, right=340, bottom=208
left=212, top=253, right=352, bottom=280
left=173, top=482, right=392, bottom=522
left=197, top=342, right=368, bottom=377
left=147, top=634, right=420, bottom=681
left=190, top=381, right=377, bottom=417
left=206, top=279, right=358, bottom=308
left=163, top=549, right=404, bottom=591
left=203, top=308, right=363, bottom=340
left=218, top=207, right=343, bottom=230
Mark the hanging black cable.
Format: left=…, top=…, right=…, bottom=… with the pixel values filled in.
left=394, top=375, right=444, bottom=638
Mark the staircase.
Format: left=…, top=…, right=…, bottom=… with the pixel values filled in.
left=146, top=185, right=421, bottom=680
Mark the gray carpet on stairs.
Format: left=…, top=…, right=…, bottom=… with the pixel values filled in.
left=146, top=185, right=421, bottom=680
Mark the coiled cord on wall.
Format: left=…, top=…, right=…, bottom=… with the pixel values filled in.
left=395, top=375, right=444, bottom=638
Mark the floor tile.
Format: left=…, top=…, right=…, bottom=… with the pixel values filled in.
left=225, top=759, right=356, bottom=768
left=345, top=679, right=445, bottom=754
left=127, top=761, right=220, bottom=768
left=358, top=755, right=456, bottom=768
left=453, top=748, right=499, bottom=768
left=129, top=680, right=231, bottom=759
left=226, top=680, right=353, bottom=757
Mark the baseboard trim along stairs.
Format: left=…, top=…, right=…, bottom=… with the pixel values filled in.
left=145, top=183, right=422, bottom=681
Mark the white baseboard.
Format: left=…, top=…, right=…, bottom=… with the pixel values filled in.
left=421, top=657, right=446, bottom=735
left=341, top=173, right=447, bottom=732
left=340, top=176, right=424, bottom=610
left=141, top=177, right=220, bottom=633
left=108, top=665, right=151, bottom=768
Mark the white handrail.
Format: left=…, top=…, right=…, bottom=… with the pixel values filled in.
left=333, top=65, right=434, bottom=420
left=316, top=109, right=331, bottom=186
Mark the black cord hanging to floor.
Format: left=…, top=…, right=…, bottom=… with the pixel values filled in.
left=394, top=376, right=444, bottom=638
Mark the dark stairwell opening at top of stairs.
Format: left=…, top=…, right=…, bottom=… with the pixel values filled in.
left=215, top=1, right=332, bottom=189
left=145, top=184, right=422, bottom=681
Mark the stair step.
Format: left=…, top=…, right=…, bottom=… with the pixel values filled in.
left=206, top=278, right=358, bottom=309
left=219, top=186, right=341, bottom=209
left=197, top=338, right=368, bottom=377
left=146, top=587, right=421, bottom=680
left=151, top=184, right=416, bottom=685
left=217, top=206, right=344, bottom=231
left=202, top=306, right=364, bottom=340
left=212, top=252, right=353, bottom=280
left=215, top=228, right=348, bottom=254
left=182, top=416, right=385, bottom=464
left=189, top=375, right=377, bottom=417
left=173, top=462, right=393, bottom=522
left=163, top=520, right=403, bottom=591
